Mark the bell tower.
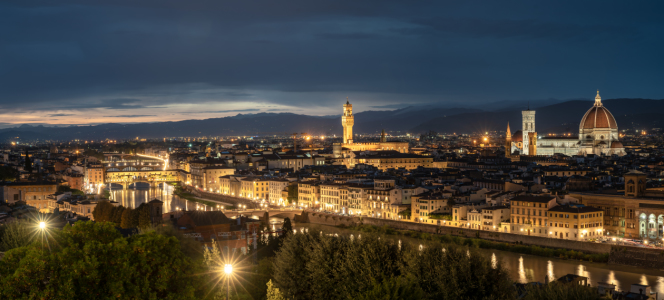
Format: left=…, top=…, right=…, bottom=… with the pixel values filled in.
left=342, top=97, right=354, bottom=144
left=528, top=132, right=538, bottom=156
left=505, top=123, right=512, bottom=158
left=522, top=106, right=536, bottom=155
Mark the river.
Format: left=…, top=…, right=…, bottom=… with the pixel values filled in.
left=106, top=183, right=220, bottom=212
left=295, top=223, right=664, bottom=299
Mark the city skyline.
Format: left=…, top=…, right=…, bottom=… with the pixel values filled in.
left=1, top=1, right=664, bottom=127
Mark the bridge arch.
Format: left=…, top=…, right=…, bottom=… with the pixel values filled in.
left=140, top=167, right=153, bottom=171
left=124, top=167, right=137, bottom=172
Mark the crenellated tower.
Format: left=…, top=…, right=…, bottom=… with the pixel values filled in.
left=342, top=97, right=354, bottom=144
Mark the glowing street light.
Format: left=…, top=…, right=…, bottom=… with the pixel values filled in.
left=39, top=222, right=46, bottom=229
left=223, top=264, right=233, bottom=300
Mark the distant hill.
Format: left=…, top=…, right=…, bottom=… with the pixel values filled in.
left=1, top=98, right=662, bottom=141
left=409, top=98, right=664, bottom=134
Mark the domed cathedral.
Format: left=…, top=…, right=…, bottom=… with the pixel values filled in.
left=578, top=91, right=625, bottom=156
left=507, top=91, right=625, bottom=158
left=332, top=97, right=409, bottom=158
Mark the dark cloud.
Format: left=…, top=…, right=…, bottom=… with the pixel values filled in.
left=369, top=104, right=413, bottom=109
left=104, top=114, right=156, bottom=118
left=208, top=109, right=260, bottom=113
left=316, top=32, right=381, bottom=40
left=48, top=113, right=75, bottom=117
left=0, top=0, right=663, bottom=121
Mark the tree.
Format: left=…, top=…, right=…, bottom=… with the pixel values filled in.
left=120, top=208, right=134, bottom=229
left=0, top=166, right=18, bottom=182
left=521, top=282, right=604, bottom=300
left=24, top=148, right=33, bottom=173
left=266, top=280, right=285, bottom=300
left=354, top=277, right=425, bottom=300
left=92, top=200, right=114, bottom=222
left=0, top=220, right=33, bottom=251
left=0, top=221, right=204, bottom=299
left=111, top=206, right=125, bottom=225
left=286, top=184, right=298, bottom=204
left=137, top=203, right=152, bottom=229
left=282, top=217, right=293, bottom=235
left=272, top=232, right=515, bottom=300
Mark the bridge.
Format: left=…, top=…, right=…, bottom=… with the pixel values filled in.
left=223, top=208, right=303, bottom=221
left=105, top=169, right=181, bottom=188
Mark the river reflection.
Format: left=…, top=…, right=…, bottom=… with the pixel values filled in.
left=493, top=250, right=664, bottom=299
left=107, top=184, right=214, bottom=212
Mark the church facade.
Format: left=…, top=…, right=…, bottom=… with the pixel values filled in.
left=333, top=98, right=409, bottom=158
left=508, top=91, right=625, bottom=157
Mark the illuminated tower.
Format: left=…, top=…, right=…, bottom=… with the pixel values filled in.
left=528, top=132, right=538, bottom=156
left=342, top=97, right=354, bottom=144
left=522, top=106, right=535, bottom=155
left=505, top=122, right=512, bottom=158
left=380, top=129, right=386, bottom=143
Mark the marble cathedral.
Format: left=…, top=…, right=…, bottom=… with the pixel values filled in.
left=506, top=91, right=625, bottom=157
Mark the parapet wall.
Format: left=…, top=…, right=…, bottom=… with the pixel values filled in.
left=186, top=188, right=256, bottom=207
left=609, top=246, right=664, bottom=269
left=361, top=217, right=612, bottom=254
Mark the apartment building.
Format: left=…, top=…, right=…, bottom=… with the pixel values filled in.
left=511, top=195, right=557, bottom=237
left=298, top=181, right=321, bottom=208
left=547, top=205, right=604, bottom=240
left=267, top=178, right=292, bottom=204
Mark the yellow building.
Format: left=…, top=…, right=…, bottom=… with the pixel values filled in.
left=510, top=195, right=557, bottom=236
left=547, top=205, right=604, bottom=240
left=320, top=183, right=345, bottom=212
left=411, top=191, right=453, bottom=225
left=239, top=177, right=269, bottom=200
left=4, top=182, right=58, bottom=212
left=298, top=181, right=321, bottom=208
left=348, top=151, right=433, bottom=171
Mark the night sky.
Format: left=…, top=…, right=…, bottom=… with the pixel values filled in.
left=1, top=1, right=663, bottom=128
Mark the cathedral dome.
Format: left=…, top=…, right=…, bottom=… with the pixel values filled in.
left=611, top=141, right=623, bottom=148
left=580, top=91, right=617, bottom=130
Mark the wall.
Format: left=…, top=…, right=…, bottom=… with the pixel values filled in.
left=187, top=188, right=256, bottom=208
left=609, top=246, right=664, bottom=269
left=360, top=217, right=612, bottom=254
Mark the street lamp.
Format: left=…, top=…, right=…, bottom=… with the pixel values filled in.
left=224, top=264, right=233, bottom=300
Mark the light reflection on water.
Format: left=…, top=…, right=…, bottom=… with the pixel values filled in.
left=107, top=184, right=213, bottom=212
left=493, top=251, right=664, bottom=299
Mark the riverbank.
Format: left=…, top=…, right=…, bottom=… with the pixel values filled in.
left=345, top=224, right=609, bottom=262
left=172, top=189, right=234, bottom=208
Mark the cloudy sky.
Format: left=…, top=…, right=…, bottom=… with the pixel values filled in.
left=1, top=1, right=663, bottom=127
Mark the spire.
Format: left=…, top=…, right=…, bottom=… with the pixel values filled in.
left=346, top=96, right=349, bottom=105
left=506, top=122, right=511, bottom=138
left=594, top=90, right=602, bottom=106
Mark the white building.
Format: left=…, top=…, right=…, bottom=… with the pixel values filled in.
left=509, top=91, right=625, bottom=157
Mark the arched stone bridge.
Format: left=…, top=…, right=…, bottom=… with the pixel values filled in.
left=223, top=209, right=303, bottom=221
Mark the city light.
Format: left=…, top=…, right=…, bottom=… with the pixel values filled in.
left=224, top=264, right=233, bottom=274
